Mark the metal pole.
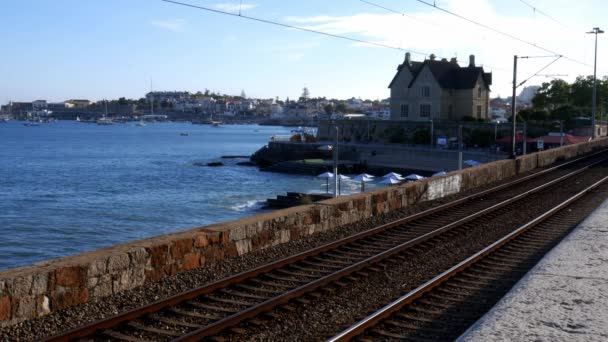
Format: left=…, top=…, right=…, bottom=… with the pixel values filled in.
left=430, top=119, right=434, bottom=148
left=333, top=127, right=339, bottom=198
left=523, top=121, right=527, bottom=155
left=458, top=125, right=463, bottom=170
left=560, top=121, right=564, bottom=147
left=592, top=31, right=599, bottom=139
left=511, top=55, right=518, bottom=158
left=494, top=122, right=498, bottom=144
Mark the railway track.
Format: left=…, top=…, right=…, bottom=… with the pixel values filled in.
left=329, top=174, right=608, bottom=342
left=43, top=152, right=608, bottom=342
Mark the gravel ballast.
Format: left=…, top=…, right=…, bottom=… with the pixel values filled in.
left=0, top=159, right=601, bottom=341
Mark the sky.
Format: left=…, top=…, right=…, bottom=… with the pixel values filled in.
left=1, top=0, right=607, bottom=103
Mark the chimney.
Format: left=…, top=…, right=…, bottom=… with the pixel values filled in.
left=469, top=54, right=475, bottom=67
left=404, top=52, right=411, bottom=64
left=450, top=57, right=458, bottom=63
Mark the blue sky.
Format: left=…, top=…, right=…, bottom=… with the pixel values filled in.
left=1, top=0, right=607, bottom=103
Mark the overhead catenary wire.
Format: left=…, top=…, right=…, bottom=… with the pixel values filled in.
left=413, top=0, right=590, bottom=67
left=518, top=56, right=562, bottom=88
left=517, top=0, right=567, bottom=28
left=160, top=0, right=430, bottom=57
left=357, top=0, right=508, bottom=71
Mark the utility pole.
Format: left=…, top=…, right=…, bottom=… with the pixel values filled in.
left=333, top=126, right=339, bottom=198
left=560, top=121, right=564, bottom=147
left=511, top=55, right=518, bottom=158
left=588, top=27, right=604, bottom=139
left=523, top=121, right=527, bottom=155
left=458, top=125, right=463, bottom=170
left=430, top=119, right=434, bottom=148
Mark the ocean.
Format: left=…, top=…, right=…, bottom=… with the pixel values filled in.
left=0, top=121, right=377, bottom=270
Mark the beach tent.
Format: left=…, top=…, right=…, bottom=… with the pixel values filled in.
left=352, top=174, right=374, bottom=192
left=464, top=160, right=482, bottom=167
left=316, top=172, right=334, bottom=193
left=432, top=171, right=447, bottom=177
left=379, top=177, right=401, bottom=185
left=405, top=174, right=425, bottom=181
left=383, top=172, right=402, bottom=179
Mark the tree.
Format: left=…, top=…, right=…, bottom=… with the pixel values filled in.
left=117, top=97, right=128, bottom=105
left=324, top=104, right=334, bottom=115
left=532, top=79, right=571, bottom=112
left=335, top=102, right=347, bottom=113
left=301, top=87, right=310, bottom=102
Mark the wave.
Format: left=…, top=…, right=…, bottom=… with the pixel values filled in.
left=231, top=199, right=266, bottom=212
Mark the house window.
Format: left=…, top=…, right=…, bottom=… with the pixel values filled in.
left=420, top=104, right=431, bottom=117
left=422, top=86, right=430, bottom=97
left=478, top=87, right=482, bottom=98
left=400, top=104, right=409, bottom=118
left=477, top=105, right=482, bottom=118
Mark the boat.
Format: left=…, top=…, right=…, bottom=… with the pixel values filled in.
left=136, top=120, right=146, bottom=127
left=76, top=116, right=81, bottom=122
left=212, top=121, right=222, bottom=127
left=180, top=133, right=189, bottom=136
left=96, top=117, right=113, bottom=125
left=97, top=100, right=113, bottom=125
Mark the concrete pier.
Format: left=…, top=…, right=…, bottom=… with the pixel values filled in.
left=459, top=199, right=608, bottom=342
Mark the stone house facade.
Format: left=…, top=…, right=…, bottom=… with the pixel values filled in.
left=389, top=53, right=492, bottom=121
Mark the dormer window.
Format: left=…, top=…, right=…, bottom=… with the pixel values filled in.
left=422, top=86, right=430, bottom=97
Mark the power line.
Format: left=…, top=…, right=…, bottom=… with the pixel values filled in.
left=517, top=0, right=567, bottom=28
left=413, top=0, right=590, bottom=67
left=161, top=0, right=430, bottom=56
left=518, top=56, right=562, bottom=87
left=357, top=0, right=508, bottom=71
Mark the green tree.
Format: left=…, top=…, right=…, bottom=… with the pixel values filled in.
left=532, top=79, right=571, bottom=112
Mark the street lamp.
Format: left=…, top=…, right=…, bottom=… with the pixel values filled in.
left=587, top=27, right=604, bottom=139
left=430, top=119, right=434, bottom=148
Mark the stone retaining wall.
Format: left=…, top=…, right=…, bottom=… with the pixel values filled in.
left=1, top=138, right=607, bottom=326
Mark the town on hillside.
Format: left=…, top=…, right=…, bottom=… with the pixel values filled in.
left=2, top=53, right=606, bottom=154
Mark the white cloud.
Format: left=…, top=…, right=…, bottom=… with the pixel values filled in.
left=213, top=2, right=257, bottom=13
left=151, top=18, right=187, bottom=32
left=284, top=0, right=603, bottom=96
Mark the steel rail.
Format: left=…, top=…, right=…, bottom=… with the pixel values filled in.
left=328, top=174, right=608, bottom=342
left=42, top=151, right=607, bottom=341
left=173, top=157, right=608, bottom=340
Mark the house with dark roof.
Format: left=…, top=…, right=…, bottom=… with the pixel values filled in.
left=389, top=53, right=492, bottom=121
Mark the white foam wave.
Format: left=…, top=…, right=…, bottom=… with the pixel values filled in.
left=231, top=200, right=265, bottom=212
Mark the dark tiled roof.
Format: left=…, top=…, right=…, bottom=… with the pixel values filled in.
left=388, top=61, right=424, bottom=88
left=389, top=59, right=492, bottom=90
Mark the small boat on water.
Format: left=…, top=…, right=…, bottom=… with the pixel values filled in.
left=212, top=121, right=222, bottom=127
left=96, top=117, right=113, bottom=125
left=180, top=133, right=189, bottom=136
left=136, top=120, right=146, bottom=127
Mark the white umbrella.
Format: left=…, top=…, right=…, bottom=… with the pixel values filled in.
left=379, top=177, right=401, bottom=185
left=352, top=174, right=374, bottom=192
left=432, top=171, right=447, bottom=177
left=360, top=173, right=375, bottom=178
left=316, top=172, right=334, bottom=193
left=383, top=172, right=402, bottom=178
left=464, top=160, right=481, bottom=167
left=405, top=174, right=425, bottom=181
left=331, top=174, right=351, bottom=196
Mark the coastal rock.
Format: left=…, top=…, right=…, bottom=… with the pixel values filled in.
left=193, top=162, right=224, bottom=167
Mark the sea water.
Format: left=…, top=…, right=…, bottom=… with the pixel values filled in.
left=0, top=121, right=374, bottom=270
